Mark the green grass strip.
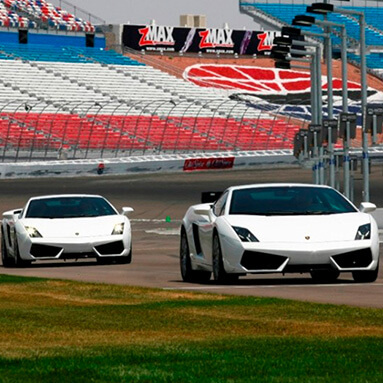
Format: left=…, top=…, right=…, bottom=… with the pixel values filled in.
left=0, top=275, right=381, bottom=382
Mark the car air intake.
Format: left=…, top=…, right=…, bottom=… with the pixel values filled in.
left=95, top=241, right=124, bottom=255
left=241, top=251, right=288, bottom=271
left=30, top=244, right=62, bottom=258
left=332, top=248, right=373, bottom=268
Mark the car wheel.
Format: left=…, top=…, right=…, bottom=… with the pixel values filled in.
left=14, top=237, right=31, bottom=268
left=180, top=229, right=211, bottom=283
left=352, top=262, right=379, bottom=283
left=212, top=233, right=238, bottom=284
left=310, top=269, right=340, bottom=283
left=1, top=232, right=14, bottom=268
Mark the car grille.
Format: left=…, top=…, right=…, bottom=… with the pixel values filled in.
left=30, top=244, right=62, bottom=258
left=332, top=248, right=373, bottom=268
left=241, top=251, right=288, bottom=271
left=95, top=241, right=124, bottom=255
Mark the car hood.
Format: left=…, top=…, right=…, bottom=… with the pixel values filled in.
left=21, top=216, right=124, bottom=238
left=225, top=213, right=371, bottom=243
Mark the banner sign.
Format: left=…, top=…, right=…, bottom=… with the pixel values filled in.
left=122, top=25, right=278, bottom=55
left=183, top=157, right=235, bottom=171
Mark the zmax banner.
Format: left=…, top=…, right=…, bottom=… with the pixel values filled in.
left=122, top=25, right=278, bottom=55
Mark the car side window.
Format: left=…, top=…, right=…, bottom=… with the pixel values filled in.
left=213, top=192, right=228, bottom=216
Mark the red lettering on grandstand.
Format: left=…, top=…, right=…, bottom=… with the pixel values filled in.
left=138, top=26, right=175, bottom=46
left=199, top=30, right=214, bottom=49
left=257, top=32, right=272, bottom=51
left=138, top=27, right=152, bottom=46
left=183, top=157, right=235, bottom=172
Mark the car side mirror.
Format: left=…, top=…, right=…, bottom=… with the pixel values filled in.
left=359, top=202, right=376, bottom=214
left=3, top=209, right=22, bottom=220
left=121, top=207, right=134, bottom=216
left=194, top=206, right=212, bottom=216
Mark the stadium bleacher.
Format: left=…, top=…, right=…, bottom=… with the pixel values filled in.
left=2, top=0, right=94, bottom=31
left=0, top=2, right=35, bottom=28
left=2, top=1, right=380, bottom=158
left=241, top=2, right=383, bottom=69
left=0, top=37, right=302, bottom=156
left=0, top=112, right=298, bottom=154
left=0, top=43, right=143, bottom=64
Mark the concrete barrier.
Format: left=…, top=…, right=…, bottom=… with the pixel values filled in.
left=0, top=150, right=297, bottom=179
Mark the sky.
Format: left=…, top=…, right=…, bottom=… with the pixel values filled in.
left=52, top=0, right=258, bottom=30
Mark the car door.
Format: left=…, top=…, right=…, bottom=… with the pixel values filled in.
left=198, top=191, right=228, bottom=266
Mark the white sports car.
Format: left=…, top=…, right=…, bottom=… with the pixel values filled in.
left=180, top=184, right=380, bottom=283
left=1, top=194, right=134, bottom=267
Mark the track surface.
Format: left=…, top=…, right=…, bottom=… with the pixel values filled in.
left=0, top=167, right=382, bottom=308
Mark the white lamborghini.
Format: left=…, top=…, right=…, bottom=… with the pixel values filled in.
left=1, top=194, right=134, bottom=267
left=180, top=184, right=380, bottom=283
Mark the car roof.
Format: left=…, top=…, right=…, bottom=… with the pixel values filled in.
left=28, top=194, right=104, bottom=201
left=227, top=183, right=333, bottom=192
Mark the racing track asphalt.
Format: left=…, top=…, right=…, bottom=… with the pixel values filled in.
left=0, top=166, right=382, bottom=308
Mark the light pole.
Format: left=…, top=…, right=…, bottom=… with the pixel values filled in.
left=292, top=14, right=350, bottom=188
left=310, top=2, right=369, bottom=201
left=272, top=37, right=323, bottom=183
left=300, top=11, right=351, bottom=192
left=277, top=28, right=329, bottom=184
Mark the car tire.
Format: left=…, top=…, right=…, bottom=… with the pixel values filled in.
left=352, top=262, right=379, bottom=283
left=212, top=233, right=239, bottom=284
left=14, top=237, right=31, bottom=268
left=310, top=269, right=340, bottom=283
left=180, top=229, right=211, bottom=283
left=1, top=232, right=14, bottom=268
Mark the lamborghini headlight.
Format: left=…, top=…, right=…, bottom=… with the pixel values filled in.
left=112, top=222, right=125, bottom=235
left=233, top=226, right=259, bottom=242
left=25, top=226, right=42, bottom=238
left=355, top=223, right=371, bottom=240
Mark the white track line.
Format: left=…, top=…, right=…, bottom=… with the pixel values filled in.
left=164, top=283, right=383, bottom=290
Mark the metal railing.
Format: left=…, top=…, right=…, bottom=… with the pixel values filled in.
left=240, top=0, right=383, bottom=7
left=50, top=0, right=106, bottom=25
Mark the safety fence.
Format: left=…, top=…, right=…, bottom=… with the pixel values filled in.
left=0, top=98, right=315, bottom=162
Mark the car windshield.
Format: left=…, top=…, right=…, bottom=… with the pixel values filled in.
left=25, top=197, right=117, bottom=218
left=229, top=186, right=357, bottom=216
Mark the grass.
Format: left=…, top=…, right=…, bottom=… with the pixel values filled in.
left=0, top=274, right=381, bottom=382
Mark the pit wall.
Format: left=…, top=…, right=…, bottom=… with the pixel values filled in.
left=0, top=151, right=296, bottom=179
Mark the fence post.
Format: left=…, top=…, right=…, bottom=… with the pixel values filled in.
left=203, top=99, right=233, bottom=152
left=1, top=101, right=20, bottom=162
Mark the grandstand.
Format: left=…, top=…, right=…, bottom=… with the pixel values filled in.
left=0, top=0, right=381, bottom=162
left=0, top=1, right=303, bottom=161
left=2, top=0, right=94, bottom=31
left=240, top=1, right=383, bottom=74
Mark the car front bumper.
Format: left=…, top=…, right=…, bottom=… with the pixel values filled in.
left=221, top=237, right=379, bottom=274
left=18, top=235, right=131, bottom=260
